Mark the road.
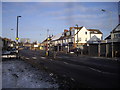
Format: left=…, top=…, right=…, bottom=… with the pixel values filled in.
left=19, top=49, right=120, bottom=88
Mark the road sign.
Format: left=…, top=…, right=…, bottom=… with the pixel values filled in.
left=16, top=38, right=19, bottom=40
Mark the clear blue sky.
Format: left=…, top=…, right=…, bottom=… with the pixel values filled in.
left=2, top=2, right=119, bottom=42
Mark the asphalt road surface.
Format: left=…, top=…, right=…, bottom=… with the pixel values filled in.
left=19, top=49, right=120, bottom=88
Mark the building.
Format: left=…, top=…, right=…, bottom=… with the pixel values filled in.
left=20, top=38, right=30, bottom=43
left=0, top=37, right=2, bottom=52
left=105, top=24, right=120, bottom=57
left=105, top=24, right=120, bottom=42
left=69, top=26, right=103, bottom=48
left=41, top=35, right=53, bottom=50
left=46, top=26, right=103, bottom=53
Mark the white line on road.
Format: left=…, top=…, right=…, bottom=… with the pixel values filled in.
left=89, top=67, right=117, bottom=75
left=50, top=59, right=53, bottom=61
left=32, top=57, right=37, bottom=60
left=89, top=67, right=102, bottom=73
left=25, top=58, right=30, bottom=60
left=64, top=62, right=68, bottom=64
left=71, top=77, right=75, bottom=81
left=40, top=57, right=46, bottom=59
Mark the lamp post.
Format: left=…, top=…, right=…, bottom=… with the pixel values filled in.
left=16, top=16, right=21, bottom=58
left=101, top=9, right=114, bottom=58
left=76, top=24, right=79, bottom=56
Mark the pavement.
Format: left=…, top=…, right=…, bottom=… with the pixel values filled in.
left=19, top=49, right=120, bottom=88
left=2, top=59, right=59, bottom=88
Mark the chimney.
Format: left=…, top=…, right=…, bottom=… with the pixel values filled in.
left=64, top=29, right=68, bottom=32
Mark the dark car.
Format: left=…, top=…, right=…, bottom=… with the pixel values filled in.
left=2, top=49, right=17, bottom=59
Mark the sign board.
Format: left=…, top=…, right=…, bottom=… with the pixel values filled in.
left=16, top=38, right=19, bottom=40
left=34, top=45, right=38, bottom=47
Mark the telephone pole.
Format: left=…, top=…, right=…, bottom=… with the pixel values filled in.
left=76, top=24, right=79, bottom=56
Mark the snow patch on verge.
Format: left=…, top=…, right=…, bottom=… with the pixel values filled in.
left=2, top=59, right=59, bottom=88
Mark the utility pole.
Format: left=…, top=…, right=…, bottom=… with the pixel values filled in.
left=101, top=9, right=114, bottom=58
left=76, top=24, right=79, bottom=56
left=16, top=16, right=21, bottom=58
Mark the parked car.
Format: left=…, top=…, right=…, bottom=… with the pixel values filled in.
left=2, top=48, right=17, bottom=59
left=2, top=51, right=11, bottom=55
left=10, top=48, right=18, bottom=54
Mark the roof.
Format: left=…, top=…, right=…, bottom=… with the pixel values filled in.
left=105, top=24, right=120, bottom=40
left=69, top=27, right=83, bottom=31
left=88, top=29, right=103, bottom=34
left=64, top=29, right=69, bottom=32
left=51, top=33, right=62, bottom=41
left=58, top=36, right=65, bottom=40
left=2, top=38, right=12, bottom=41
left=105, top=35, right=111, bottom=40
left=42, top=36, right=53, bottom=43
left=87, top=35, right=101, bottom=43
left=112, top=24, right=120, bottom=33
left=69, top=26, right=83, bottom=36
left=42, top=38, right=47, bottom=43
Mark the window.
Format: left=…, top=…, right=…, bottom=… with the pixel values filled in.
left=85, top=32, right=87, bottom=35
left=71, top=31, right=74, bottom=36
left=72, top=38, right=74, bottom=42
left=85, top=38, right=87, bottom=41
left=115, top=34, right=120, bottom=38
left=79, top=38, right=81, bottom=41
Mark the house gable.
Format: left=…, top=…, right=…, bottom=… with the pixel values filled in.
left=112, top=24, right=120, bottom=33
left=74, top=27, right=90, bottom=43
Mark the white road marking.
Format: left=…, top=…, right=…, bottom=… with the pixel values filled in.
left=70, top=52, right=74, bottom=54
left=89, top=67, right=116, bottom=75
left=89, top=67, right=102, bottom=73
left=71, top=77, right=75, bottom=81
left=40, top=57, right=46, bottom=59
left=49, top=73, right=54, bottom=76
left=64, top=62, right=68, bottom=64
left=21, top=56, right=24, bottom=59
left=32, top=57, right=37, bottom=59
left=50, top=59, right=53, bottom=61
left=25, top=58, right=29, bottom=60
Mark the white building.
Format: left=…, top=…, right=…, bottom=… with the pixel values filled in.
left=69, top=26, right=103, bottom=47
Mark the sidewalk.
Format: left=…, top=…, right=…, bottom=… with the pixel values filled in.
left=2, top=59, right=59, bottom=88
left=55, top=51, right=120, bottom=62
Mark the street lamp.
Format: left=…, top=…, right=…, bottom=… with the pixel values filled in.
left=16, top=16, right=21, bottom=58
left=76, top=24, right=79, bottom=56
left=101, top=9, right=114, bottom=58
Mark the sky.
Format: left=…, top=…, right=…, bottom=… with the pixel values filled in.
left=2, top=2, right=119, bottom=43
